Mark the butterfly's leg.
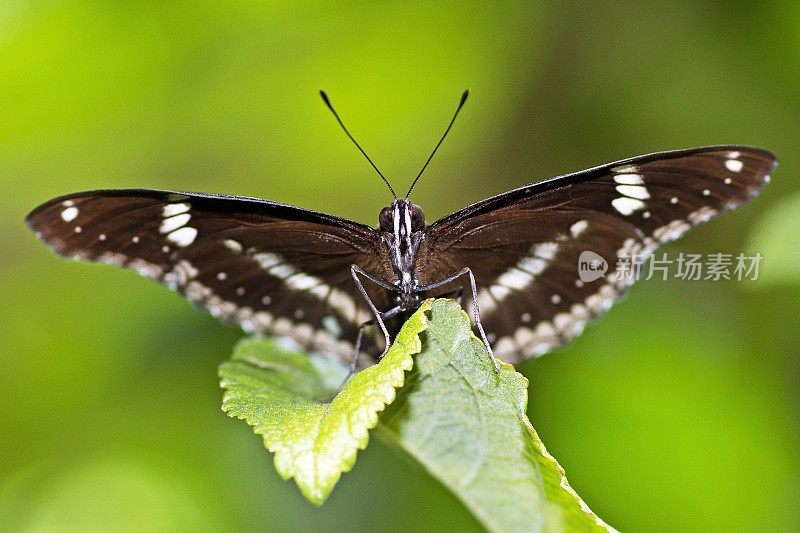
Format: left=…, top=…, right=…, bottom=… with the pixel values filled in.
left=461, top=268, right=500, bottom=372
left=332, top=319, right=374, bottom=395
left=350, top=319, right=373, bottom=372
left=332, top=318, right=372, bottom=394
left=337, top=304, right=403, bottom=393
left=350, top=265, right=394, bottom=356
left=349, top=305, right=403, bottom=370
left=417, top=267, right=500, bottom=372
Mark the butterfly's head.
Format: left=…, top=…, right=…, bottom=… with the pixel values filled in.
left=379, top=199, right=425, bottom=234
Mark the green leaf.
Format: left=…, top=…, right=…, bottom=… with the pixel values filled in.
left=377, top=300, right=616, bottom=533
left=219, top=300, right=432, bottom=506
left=219, top=298, right=615, bottom=530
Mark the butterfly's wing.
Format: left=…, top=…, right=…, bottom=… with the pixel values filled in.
left=419, top=146, right=776, bottom=362
left=26, top=190, right=394, bottom=361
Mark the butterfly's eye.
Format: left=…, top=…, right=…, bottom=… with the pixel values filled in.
left=410, top=204, right=425, bottom=231
left=379, top=207, right=394, bottom=231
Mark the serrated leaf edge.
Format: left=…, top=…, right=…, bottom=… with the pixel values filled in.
left=220, top=300, right=432, bottom=505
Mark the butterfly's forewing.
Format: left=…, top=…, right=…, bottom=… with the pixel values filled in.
left=421, top=146, right=776, bottom=362
left=26, top=190, right=392, bottom=360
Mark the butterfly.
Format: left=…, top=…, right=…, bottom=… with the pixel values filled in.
left=26, top=90, right=777, bottom=373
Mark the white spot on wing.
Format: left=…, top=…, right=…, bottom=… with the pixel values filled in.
left=570, top=220, right=588, bottom=238
left=223, top=239, right=243, bottom=253
left=323, top=316, right=342, bottom=338
left=494, top=337, right=517, bottom=357
left=328, top=289, right=368, bottom=323
left=166, top=227, right=197, bottom=247
left=496, top=268, right=534, bottom=290
left=530, top=343, right=551, bottom=356
left=164, top=260, right=199, bottom=289
left=160, top=213, right=191, bottom=234
left=518, top=256, right=546, bottom=275
left=309, top=285, right=328, bottom=298
left=270, top=264, right=295, bottom=280
left=477, top=288, right=497, bottom=313
left=613, top=173, right=644, bottom=185
left=489, top=284, right=512, bottom=301
left=253, top=253, right=282, bottom=270
left=612, top=164, right=638, bottom=173
left=725, top=159, right=744, bottom=172
left=61, top=206, right=79, bottom=222
left=533, top=242, right=558, bottom=260
left=514, top=327, right=535, bottom=347
left=99, top=252, right=126, bottom=266
left=162, top=203, right=190, bottom=217
left=612, top=197, right=646, bottom=215
left=252, top=311, right=272, bottom=330
left=616, top=184, right=650, bottom=200
left=688, top=206, right=718, bottom=224
left=653, top=219, right=691, bottom=242
left=285, top=272, right=320, bottom=291
left=553, top=313, right=572, bottom=332
left=185, top=281, right=212, bottom=302
left=129, top=259, right=163, bottom=279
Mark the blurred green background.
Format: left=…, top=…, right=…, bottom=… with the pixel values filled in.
left=2, top=2, right=798, bottom=532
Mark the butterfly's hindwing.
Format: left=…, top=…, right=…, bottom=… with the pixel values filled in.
left=421, top=146, right=776, bottom=362
left=26, top=190, right=392, bottom=361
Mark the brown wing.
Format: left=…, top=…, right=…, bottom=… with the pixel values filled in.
left=26, top=189, right=395, bottom=363
left=420, top=146, right=776, bottom=362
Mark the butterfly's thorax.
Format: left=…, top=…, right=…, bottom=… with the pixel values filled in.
left=379, top=199, right=425, bottom=308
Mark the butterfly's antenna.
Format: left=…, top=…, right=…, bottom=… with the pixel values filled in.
left=405, top=89, right=469, bottom=198
left=319, top=90, right=397, bottom=199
